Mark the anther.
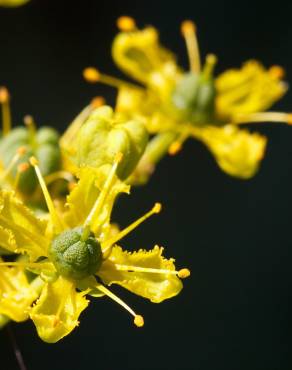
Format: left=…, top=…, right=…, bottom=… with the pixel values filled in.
left=181, top=20, right=196, bottom=35
left=17, top=146, right=27, bottom=155
left=0, top=86, right=10, bottom=103
left=134, top=315, right=144, bottom=327
left=153, top=202, right=162, bottom=213
left=117, top=16, right=136, bottom=31
left=177, top=268, right=191, bottom=279
left=83, top=67, right=100, bottom=83
left=269, top=65, right=285, bottom=79
left=91, top=96, right=106, bottom=108
left=168, top=141, right=182, bottom=155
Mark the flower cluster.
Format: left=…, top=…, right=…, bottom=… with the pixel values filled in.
left=0, top=93, right=190, bottom=343
left=84, top=17, right=291, bottom=182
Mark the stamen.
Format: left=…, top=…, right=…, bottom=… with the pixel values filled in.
left=233, top=112, right=292, bottom=125
left=96, top=283, right=144, bottom=327
left=0, top=86, right=12, bottom=136
left=23, top=115, right=37, bottom=146
left=181, top=20, right=201, bottom=73
left=202, top=53, right=217, bottom=79
left=13, top=162, right=30, bottom=190
left=83, top=67, right=140, bottom=90
left=168, top=130, right=189, bottom=156
left=0, top=146, right=27, bottom=182
left=116, top=16, right=136, bottom=31
left=29, top=156, right=63, bottom=232
left=83, top=153, right=123, bottom=232
left=269, top=65, right=285, bottom=79
left=102, top=203, right=162, bottom=252
left=0, top=261, right=54, bottom=271
left=114, top=262, right=191, bottom=279
left=91, top=96, right=106, bottom=108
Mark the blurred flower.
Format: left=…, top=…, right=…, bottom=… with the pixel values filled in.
left=0, top=0, right=30, bottom=7
left=0, top=154, right=189, bottom=342
left=84, top=17, right=291, bottom=181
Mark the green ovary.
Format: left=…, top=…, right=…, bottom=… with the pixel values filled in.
left=49, top=227, right=102, bottom=280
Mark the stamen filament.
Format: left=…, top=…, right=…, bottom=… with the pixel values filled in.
left=202, top=54, right=217, bottom=79
left=114, top=263, right=190, bottom=278
left=84, top=153, right=123, bottom=230
left=181, top=20, right=201, bottom=73
left=233, top=112, right=292, bottom=125
left=96, top=283, right=144, bottom=327
left=30, top=157, right=63, bottom=232
left=0, top=87, right=12, bottom=136
left=102, top=203, right=162, bottom=252
left=83, top=67, right=140, bottom=90
left=0, top=147, right=27, bottom=182
left=24, top=115, right=37, bottom=148
left=0, top=261, right=54, bottom=271
left=13, top=162, right=30, bottom=190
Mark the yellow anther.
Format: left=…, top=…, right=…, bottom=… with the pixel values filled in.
left=168, top=141, right=182, bottom=155
left=91, top=96, right=106, bottom=108
left=0, top=86, right=10, bottom=103
left=287, top=114, right=292, bottom=124
left=117, top=16, right=136, bottom=31
left=83, top=67, right=100, bottom=83
left=23, top=114, right=34, bottom=126
left=29, top=156, right=39, bottom=166
left=17, top=146, right=27, bottom=155
left=17, top=162, right=30, bottom=173
left=115, top=151, right=124, bottom=163
left=269, top=65, right=285, bottom=79
left=181, top=20, right=196, bottom=35
left=134, top=315, right=144, bottom=328
left=68, top=182, right=77, bottom=191
left=178, top=268, right=191, bottom=279
left=206, top=53, right=217, bottom=66
left=153, top=202, right=162, bottom=213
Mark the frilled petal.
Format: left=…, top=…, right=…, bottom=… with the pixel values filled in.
left=192, top=124, right=267, bottom=179
left=98, top=245, right=183, bottom=303
left=0, top=190, right=49, bottom=260
left=0, top=263, right=38, bottom=322
left=64, top=167, right=129, bottom=238
left=215, top=60, right=287, bottom=120
left=112, top=27, right=180, bottom=98
left=30, top=276, right=89, bottom=343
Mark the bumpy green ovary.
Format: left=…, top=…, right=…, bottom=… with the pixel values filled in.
left=49, top=227, right=102, bottom=280
left=0, top=126, right=61, bottom=194
left=77, top=106, right=149, bottom=180
left=171, top=72, right=216, bottom=125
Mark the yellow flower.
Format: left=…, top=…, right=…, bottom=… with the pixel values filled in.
left=83, top=17, right=291, bottom=180
left=0, top=0, right=30, bottom=6
left=0, top=154, right=189, bottom=343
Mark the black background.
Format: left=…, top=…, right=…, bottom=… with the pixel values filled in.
left=1, top=1, right=292, bottom=369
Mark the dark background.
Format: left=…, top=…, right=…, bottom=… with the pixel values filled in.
left=1, top=0, right=292, bottom=369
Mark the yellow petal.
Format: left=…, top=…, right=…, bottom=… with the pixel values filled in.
left=98, top=245, right=183, bottom=303
left=64, top=167, right=129, bottom=237
left=30, top=276, right=89, bottom=343
left=0, top=190, right=49, bottom=260
left=0, top=262, right=38, bottom=322
left=215, top=60, right=287, bottom=121
left=112, top=27, right=180, bottom=98
left=192, top=124, right=267, bottom=179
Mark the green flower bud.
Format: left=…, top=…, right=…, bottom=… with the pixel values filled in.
left=49, top=227, right=102, bottom=280
left=77, top=106, right=148, bottom=180
left=0, top=126, right=61, bottom=194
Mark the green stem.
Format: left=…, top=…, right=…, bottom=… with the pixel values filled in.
left=143, top=131, right=178, bottom=165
